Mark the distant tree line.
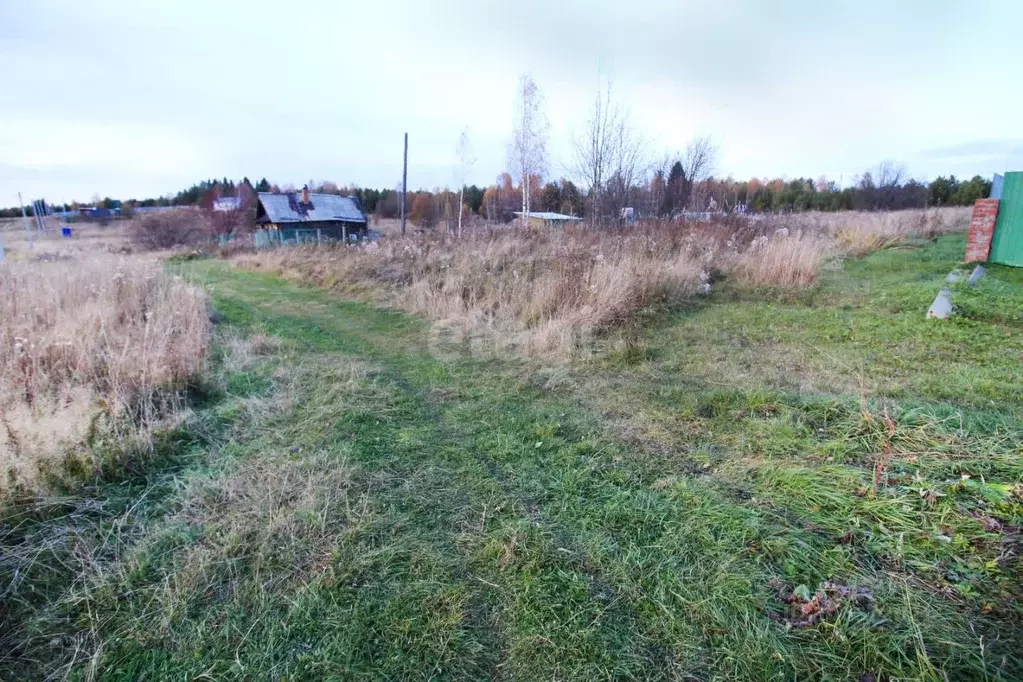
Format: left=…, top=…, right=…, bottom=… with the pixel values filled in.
left=700, top=169, right=991, bottom=214
left=0, top=169, right=992, bottom=223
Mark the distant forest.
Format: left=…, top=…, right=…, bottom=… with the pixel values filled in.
left=0, top=170, right=992, bottom=223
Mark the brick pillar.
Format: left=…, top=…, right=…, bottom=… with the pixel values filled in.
left=964, top=198, right=999, bottom=262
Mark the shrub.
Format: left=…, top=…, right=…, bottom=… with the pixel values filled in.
left=130, top=209, right=206, bottom=250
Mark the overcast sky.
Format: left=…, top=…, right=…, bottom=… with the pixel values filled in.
left=1, top=0, right=1021, bottom=204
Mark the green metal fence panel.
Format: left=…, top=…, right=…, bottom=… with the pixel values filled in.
left=254, top=230, right=277, bottom=248
left=989, top=171, right=1023, bottom=267
left=254, top=228, right=353, bottom=249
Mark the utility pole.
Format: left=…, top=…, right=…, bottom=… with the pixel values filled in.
left=18, top=192, right=32, bottom=248
left=33, top=200, right=45, bottom=232
left=401, top=132, right=408, bottom=236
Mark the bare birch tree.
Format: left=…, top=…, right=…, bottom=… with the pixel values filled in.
left=455, top=127, right=475, bottom=237
left=510, top=74, right=549, bottom=226
left=573, top=80, right=645, bottom=225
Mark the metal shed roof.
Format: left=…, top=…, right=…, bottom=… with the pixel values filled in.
left=257, top=192, right=367, bottom=224
left=513, top=211, right=583, bottom=221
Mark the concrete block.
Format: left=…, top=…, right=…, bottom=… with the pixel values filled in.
left=927, top=266, right=986, bottom=319
left=927, top=287, right=954, bottom=319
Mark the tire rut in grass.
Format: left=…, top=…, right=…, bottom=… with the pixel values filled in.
left=362, top=360, right=670, bottom=677
left=214, top=276, right=652, bottom=627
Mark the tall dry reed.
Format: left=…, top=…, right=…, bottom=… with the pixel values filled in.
left=0, top=256, right=211, bottom=492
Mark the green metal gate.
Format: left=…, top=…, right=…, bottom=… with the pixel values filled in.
left=990, top=171, right=1023, bottom=267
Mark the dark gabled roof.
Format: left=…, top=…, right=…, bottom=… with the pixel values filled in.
left=257, top=192, right=367, bottom=224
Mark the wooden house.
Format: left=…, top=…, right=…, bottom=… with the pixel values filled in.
left=256, top=186, right=368, bottom=239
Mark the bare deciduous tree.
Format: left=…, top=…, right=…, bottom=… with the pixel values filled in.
left=876, top=160, right=905, bottom=189
left=574, top=82, right=616, bottom=225
left=606, top=128, right=645, bottom=224
left=573, top=79, right=646, bottom=225
left=658, top=137, right=717, bottom=217
left=856, top=160, right=910, bottom=210
left=649, top=154, right=673, bottom=217
left=875, top=160, right=906, bottom=208
left=510, top=74, right=549, bottom=226
left=680, top=136, right=716, bottom=211
left=455, top=127, right=475, bottom=237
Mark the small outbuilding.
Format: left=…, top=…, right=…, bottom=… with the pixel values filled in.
left=256, top=187, right=368, bottom=240
left=513, top=211, right=584, bottom=229
left=213, top=197, right=241, bottom=212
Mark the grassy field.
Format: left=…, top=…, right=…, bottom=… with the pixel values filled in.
left=0, top=217, right=132, bottom=259
left=2, top=233, right=1021, bottom=680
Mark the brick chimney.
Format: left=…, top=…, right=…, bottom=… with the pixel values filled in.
left=301, top=184, right=310, bottom=204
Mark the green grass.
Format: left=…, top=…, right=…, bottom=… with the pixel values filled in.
left=2, top=234, right=1021, bottom=680
left=953, top=263, right=1023, bottom=326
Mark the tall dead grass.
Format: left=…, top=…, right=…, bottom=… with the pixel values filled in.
left=729, top=231, right=831, bottom=288
left=783, top=207, right=971, bottom=257
left=0, top=256, right=211, bottom=492
left=235, top=207, right=969, bottom=355
left=239, top=227, right=715, bottom=354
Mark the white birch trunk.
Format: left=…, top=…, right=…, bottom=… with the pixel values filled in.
left=521, top=171, right=527, bottom=226
left=457, top=187, right=463, bottom=237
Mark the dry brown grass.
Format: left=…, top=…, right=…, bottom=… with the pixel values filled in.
left=0, top=209, right=210, bottom=261
left=371, top=216, right=419, bottom=236
left=1, top=218, right=133, bottom=260
left=234, top=207, right=970, bottom=356
left=729, top=207, right=970, bottom=286
left=238, top=226, right=715, bottom=355
left=783, top=207, right=971, bottom=258
left=729, top=231, right=830, bottom=287
left=0, top=256, right=211, bottom=493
